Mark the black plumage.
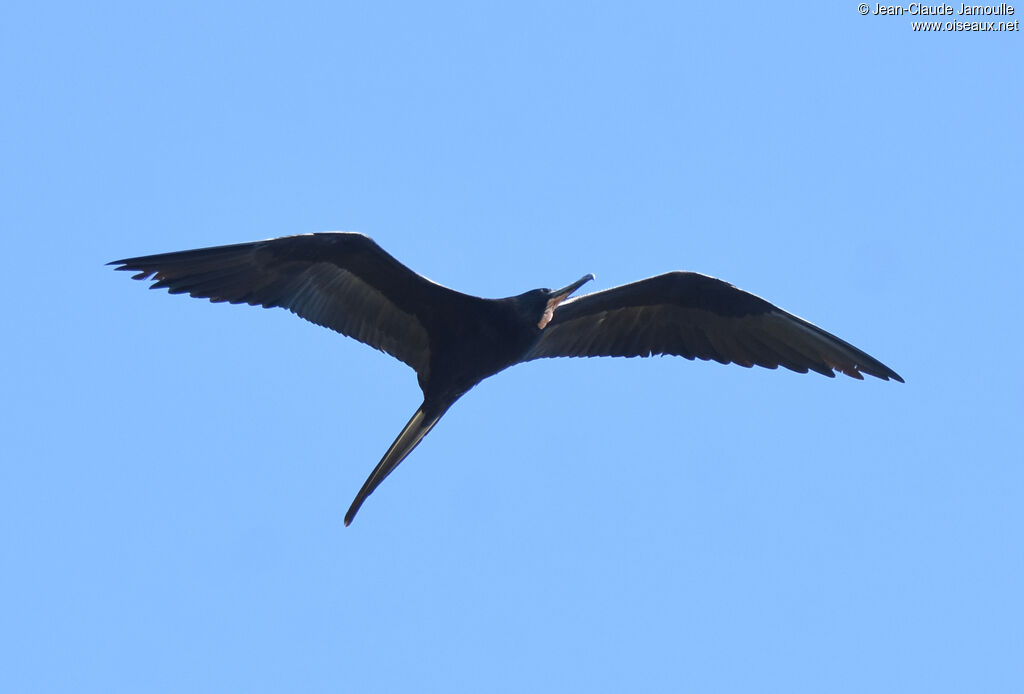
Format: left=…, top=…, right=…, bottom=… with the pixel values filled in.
left=110, top=232, right=903, bottom=524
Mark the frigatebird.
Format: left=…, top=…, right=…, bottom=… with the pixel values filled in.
left=110, top=232, right=903, bottom=525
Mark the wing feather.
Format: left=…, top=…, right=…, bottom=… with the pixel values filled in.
left=527, top=272, right=903, bottom=382
left=110, top=233, right=476, bottom=377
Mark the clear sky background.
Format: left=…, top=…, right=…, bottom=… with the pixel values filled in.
left=3, top=3, right=1021, bottom=692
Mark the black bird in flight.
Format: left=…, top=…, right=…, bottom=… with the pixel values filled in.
left=111, top=233, right=903, bottom=525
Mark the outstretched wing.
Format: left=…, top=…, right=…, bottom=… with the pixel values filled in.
left=527, top=272, right=903, bottom=382
left=110, top=233, right=470, bottom=378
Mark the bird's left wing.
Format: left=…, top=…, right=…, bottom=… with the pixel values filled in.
left=526, top=272, right=903, bottom=382
left=110, top=233, right=469, bottom=378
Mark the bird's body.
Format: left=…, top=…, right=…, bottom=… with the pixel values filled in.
left=111, top=232, right=902, bottom=524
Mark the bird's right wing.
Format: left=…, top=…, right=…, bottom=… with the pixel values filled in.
left=110, top=233, right=473, bottom=378
left=526, top=272, right=903, bottom=382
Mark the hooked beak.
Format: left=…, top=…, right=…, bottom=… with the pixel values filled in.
left=539, top=274, right=595, bottom=329
left=551, top=274, right=595, bottom=305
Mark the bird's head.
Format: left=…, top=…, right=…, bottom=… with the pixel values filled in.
left=526, top=274, right=595, bottom=330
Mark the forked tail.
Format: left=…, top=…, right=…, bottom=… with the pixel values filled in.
left=344, top=402, right=450, bottom=526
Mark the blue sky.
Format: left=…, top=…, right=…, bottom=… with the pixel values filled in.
left=3, top=3, right=1021, bottom=692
